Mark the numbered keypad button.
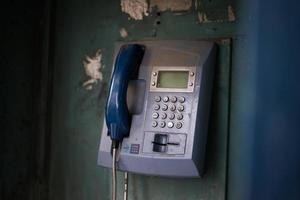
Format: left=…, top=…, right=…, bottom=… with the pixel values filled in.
left=167, top=122, right=174, bottom=128
left=170, top=104, right=176, bottom=111
left=178, top=96, right=185, bottom=103
left=162, top=104, right=168, bottom=111
left=152, top=112, right=159, bottom=119
left=163, top=96, right=169, bottom=102
left=177, top=114, right=183, bottom=120
left=153, top=104, right=160, bottom=110
left=152, top=121, right=158, bottom=127
left=177, top=105, right=184, bottom=112
left=176, top=122, right=183, bottom=129
left=154, top=96, right=161, bottom=102
left=159, top=121, right=166, bottom=128
left=170, top=96, right=177, bottom=103
left=161, top=113, right=167, bottom=119
left=168, top=113, right=175, bottom=120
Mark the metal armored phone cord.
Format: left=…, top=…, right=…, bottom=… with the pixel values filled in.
left=111, top=140, right=119, bottom=200
left=123, top=172, right=128, bottom=200
left=112, top=146, right=117, bottom=200
left=111, top=140, right=129, bottom=200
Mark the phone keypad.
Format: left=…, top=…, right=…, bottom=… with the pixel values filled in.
left=159, top=121, right=166, bottom=128
left=177, top=113, right=183, bottom=120
left=154, top=96, right=161, bottom=102
left=161, top=113, right=167, bottom=119
left=152, top=121, right=158, bottom=127
left=151, top=95, right=186, bottom=129
left=167, top=122, right=174, bottom=128
left=178, top=96, right=185, bottom=103
left=163, top=96, right=169, bottom=102
left=168, top=113, right=175, bottom=120
left=177, top=105, right=184, bottom=112
left=152, top=112, right=159, bottom=119
left=153, top=104, right=160, bottom=110
left=176, top=122, right=183, bottom=129
left=170, top=104, right=176, bottom=111
left=162, top=104, right=168, bottom=111
left=170, top=96, right=177, bottom=103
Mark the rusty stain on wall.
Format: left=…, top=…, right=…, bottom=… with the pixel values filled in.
left=82, top=49, right=103, bottom=90
left=120, top=0, right=149, bottom=20
left=149, top=0, right=192, bottom=12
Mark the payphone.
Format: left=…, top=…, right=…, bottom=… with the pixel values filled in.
left=98, top=40, right=216, bottom=178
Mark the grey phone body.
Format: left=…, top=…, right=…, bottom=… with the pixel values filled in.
left=98, top=40, right=216, bottom=177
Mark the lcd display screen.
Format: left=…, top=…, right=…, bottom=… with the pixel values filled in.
left=157, top=71, right=189, bottom=88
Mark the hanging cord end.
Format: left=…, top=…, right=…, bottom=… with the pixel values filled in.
left=110, top=140, right=120, bottom=159
left=111, top=140, right=120, bottom=153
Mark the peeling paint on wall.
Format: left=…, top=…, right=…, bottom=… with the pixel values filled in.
left=120, top=28, right=128, bottom=38
left=120, top=0, right=193, bottom=20
left=82, top=49, right=103, bottom=90
left=120, top=0, right=149, bottom=20
left=196, top=1, right=237, bottom=23
left=149, top=0, right=192, bottom=12
left=228, top=5, right=236, bottom=22
left=194, top=0, right=198, bottom=10
left=198, top=12, right=210, bottom=23
left=197, top=5, right=236, bottom=23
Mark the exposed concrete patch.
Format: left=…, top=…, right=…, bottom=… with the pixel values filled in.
left=82, top=49, right=103, bottom=90
left=120, top=28, right=128, bottom=38
left=150, top=0, right=192, bottom=12
left=228, top=5, right=236, bottom=22
left=120, top=0, right=149, bottom=20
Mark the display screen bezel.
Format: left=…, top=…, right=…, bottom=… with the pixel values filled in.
left=150, top=66, right=196, bottom=93
left=156, top=70, right=189, bottom=89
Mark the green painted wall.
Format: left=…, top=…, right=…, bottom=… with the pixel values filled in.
left=48, top=0, right=249, bottom=200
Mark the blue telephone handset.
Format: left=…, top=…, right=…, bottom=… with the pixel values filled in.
left=105, top=44, right=145, bottom=145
